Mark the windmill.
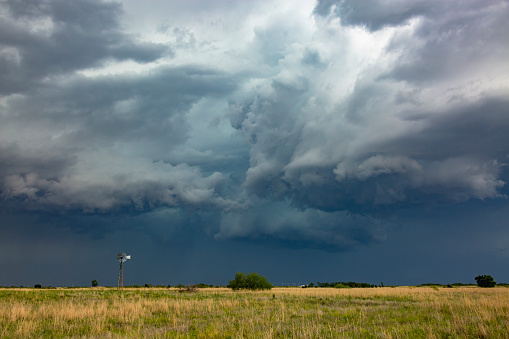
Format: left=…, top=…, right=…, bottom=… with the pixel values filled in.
left=116, top=252, right=131, bottom=289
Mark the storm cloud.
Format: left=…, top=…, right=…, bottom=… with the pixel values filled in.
left=1, top=0, right=508, bottom=285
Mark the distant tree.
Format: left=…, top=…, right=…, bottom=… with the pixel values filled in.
left=91, top=280, right=98, bottom=287
left=34, top=284, right=42, bottom=288
left=227, top=272, right=273, bottom=290
left=475, top=275, right=496, bottom=288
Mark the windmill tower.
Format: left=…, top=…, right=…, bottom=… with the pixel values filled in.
left=116, top=252, right=131, bottom=289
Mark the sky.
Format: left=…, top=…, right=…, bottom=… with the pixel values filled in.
left=1, top=0, right=509, bottom=287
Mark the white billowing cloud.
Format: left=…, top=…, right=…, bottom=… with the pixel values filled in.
left=334, top=155, right=423, bottom=182
left=227, top=0, right=509, bottom=213
left=1, top=150, right=232, bottom=212
left=1, top=0, right=508, bottom=250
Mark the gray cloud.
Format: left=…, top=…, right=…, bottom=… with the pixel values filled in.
left=383, top=1, right=509, bottom=83
left=216, top=200, right=389, bottom=251
left=228, top=81, right=508, bottom=213
left=0, top=0, right=168, bottom=95
left=314, top=0, right=433, bottom=30
left=1, top=0, right=508, bottom=255
left=1, top=153, right=234, bottom=213
left=0, top=66, right=238, bottom=213
left=314, top=0, right=506, bottom=32
left=225, top=1, right=509, bottom=224
left=5, top=66, right=234, bottom=149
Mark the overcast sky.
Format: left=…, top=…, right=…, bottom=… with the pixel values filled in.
left=1, top=0, right=509, bottom=287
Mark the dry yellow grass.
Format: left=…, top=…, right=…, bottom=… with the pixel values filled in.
left=0, top=286, right=508, bottom=338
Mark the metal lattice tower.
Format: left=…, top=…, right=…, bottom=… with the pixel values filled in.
left=116, top=252, right=131, bottom=289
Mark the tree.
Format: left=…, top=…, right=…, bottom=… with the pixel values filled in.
left=475, top=275, right=496, bottom=288
left=227, top=272, right=273, bottom=290
left=34, top=284, right=42, bottom=288
left=91, top=280, right=98, bottom=287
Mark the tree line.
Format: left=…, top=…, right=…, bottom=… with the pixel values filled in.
left=7, top=273, right=502, bottom=289
left=303, top=281, right=379, bottom=288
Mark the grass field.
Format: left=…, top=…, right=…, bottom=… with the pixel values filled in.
left=1, top=286, right=508, bottom=338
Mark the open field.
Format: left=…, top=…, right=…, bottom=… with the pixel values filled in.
left=1, top=286, right=508, bottom=338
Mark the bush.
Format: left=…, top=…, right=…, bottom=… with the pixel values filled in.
left=194, top=283, right=212, bottom=288
left=177, top=285, right=198, bottom=293
left=34, top=284, right=42, bottom=288
left=334, top=284, right=351, bottom=289
left=91, top=280, right=98, bottom=287
left=227, top=272, right=273, bottom=290
left=475, top=275, right=496, bottom=288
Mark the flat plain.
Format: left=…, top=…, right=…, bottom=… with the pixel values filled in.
left=1, top=286, right=508, bottom=338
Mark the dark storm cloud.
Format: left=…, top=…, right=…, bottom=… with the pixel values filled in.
left=0, top=0, right=168, bottom=95
left=314, top=0, right=506, bottom=32
left=1, top=0, right=508, bottom=257
left=208, top=0, right=508, bottom=249
left=0, top=65, right=238, bottom=213
left=3, top=66, right=236, bottom=151
left=217, top=200, right=388, bottom=251
left=315, top=0, right=431, bottom=31
left=0, top=143, right=77, bottom=179
left=0, top=2, right=239, bottom=216
left=385, top=98, right=509, bottom=162
left=383, top=1, right=509, bottom=83
left=228, top=82, right=508, bottom=215
left=0, top=0, right=241, bottom=226
left=223, top=0, right=509, bottom=239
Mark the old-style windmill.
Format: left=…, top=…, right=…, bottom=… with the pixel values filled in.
left=116, top=252, right=131, bottom=289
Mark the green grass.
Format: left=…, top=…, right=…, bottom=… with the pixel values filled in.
left=0, top=286, right=508, bottom=338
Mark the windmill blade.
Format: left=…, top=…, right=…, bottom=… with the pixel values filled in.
left=117, top=252, right=128, bottom=262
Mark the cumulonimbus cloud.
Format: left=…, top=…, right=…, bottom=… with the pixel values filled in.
left=1, top=0, right=508, bottom=251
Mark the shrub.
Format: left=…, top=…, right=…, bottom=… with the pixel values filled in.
left=91, top=280, right=98, bottom=287
left=475, top=275, right=496, bottom=288
left=334, top=284, right=351, bottom=289
left=227, top=272, right=273, bottom=290
left=194, top=283, right=212, bottom=288
left=34, top=284, right=42, bottom=288
left=177, top=285, right=198, bottom=293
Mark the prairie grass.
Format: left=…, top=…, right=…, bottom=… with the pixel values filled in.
left=0, top=286, right=508, bottom=338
